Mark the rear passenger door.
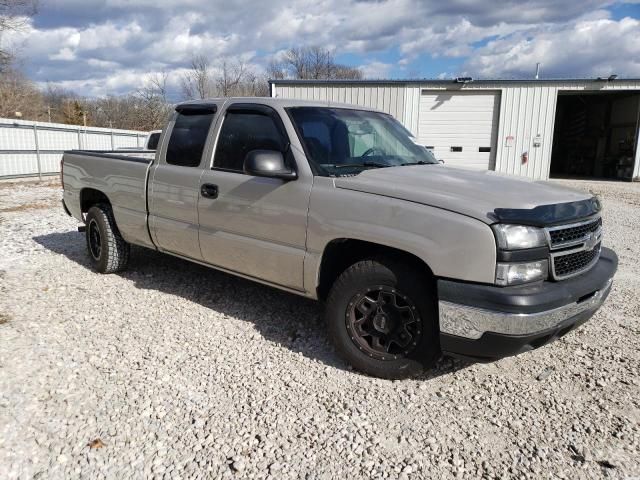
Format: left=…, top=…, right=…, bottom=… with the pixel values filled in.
left=148, top=103, right=219, bottom=259
left=197, top=103, right=312, bottom=290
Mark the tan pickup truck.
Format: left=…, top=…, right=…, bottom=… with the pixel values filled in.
left=61, top=97, right=617, bottom=379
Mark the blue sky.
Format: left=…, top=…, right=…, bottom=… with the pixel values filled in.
left=4, top=0, right=640, bottom=98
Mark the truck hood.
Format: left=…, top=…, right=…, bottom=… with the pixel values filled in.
left=334, top=165, right=593, bottom=224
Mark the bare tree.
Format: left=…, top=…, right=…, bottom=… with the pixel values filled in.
left=147, top=71, right=169, bottom=102
left=181, top=55, right=213, bottom=99
left=42, top=83, right=77, bottom=122
left=227, top=67, right=269, bottom=97
left=2, top=65, right=172, bottom=130
left=134, top=71, right=172, bottom=130
left=267, top=59, right=287, bottom=80
left=216, top=58, right=248, bottom=96
left=181, top=48, right=361, bottom=100
left=284, top=47, right=307, bottom=79
left=180, top=55, right=270, bottom=99
left=86, top=95, right=126, bottom=128
left=239, top=71, right=270, bottom=97
left=331, top=64, right=363, bottom=80
left=268, top=46, right=362, bottom=80
left=302, top=46, right=359, bottom=79
left=217, top=58, right=271, bottom=96
left=0, top=66, right=44, bottom=118
left=0, top=0, right=38, bottom=71
left=84, top=94, right=146, bottom=130
left=61, top=98, right=87, bottom=126
left=275, top=46, right=363, bottom=80
left=308, top=46, right=333, bottom=79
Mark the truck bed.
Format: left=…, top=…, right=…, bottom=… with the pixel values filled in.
left=62, top=149, right=156, bottom=249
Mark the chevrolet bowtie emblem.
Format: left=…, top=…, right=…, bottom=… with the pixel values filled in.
left=584, top=232, right=599, bottom=251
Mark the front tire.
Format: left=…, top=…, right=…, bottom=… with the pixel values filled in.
left=325, top=257, right=440, bottom=379
left=85, top=204, right=130, bottom=273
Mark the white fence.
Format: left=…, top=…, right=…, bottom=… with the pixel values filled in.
left=0, top=118, right=149, bottom=178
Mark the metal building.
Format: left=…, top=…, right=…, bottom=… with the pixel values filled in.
left=270, top=79, right=640, bottom=181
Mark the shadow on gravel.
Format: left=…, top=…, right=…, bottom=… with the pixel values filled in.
left=34, top=230, right=471, bottom=379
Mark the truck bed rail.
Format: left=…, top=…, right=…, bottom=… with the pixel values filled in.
left=64, top=149, right=155, bottom=164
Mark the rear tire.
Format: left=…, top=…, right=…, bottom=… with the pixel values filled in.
left=325, top=257, right=440, bottom=379
left=85, top=204, right=130, bottom=273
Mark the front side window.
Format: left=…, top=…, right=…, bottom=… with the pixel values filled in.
left=288, top=107, right=437, bottom=176
left=166, top=112, right=215, bottom=167
left=214, top=111, right=286, bottom=172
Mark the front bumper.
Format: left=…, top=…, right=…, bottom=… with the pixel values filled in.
left=438, top=247, right=617, bottom=361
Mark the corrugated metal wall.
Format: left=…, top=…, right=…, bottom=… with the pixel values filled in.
left=273, top=80, right=640, bottom=180
left=0, top=118, right=148, bottom=178
left=494, top=84, right=558, bottom=180
left=273, top=83, right=406, bottom=122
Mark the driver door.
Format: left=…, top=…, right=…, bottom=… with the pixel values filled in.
left=197, top=104, right=312, bottom=290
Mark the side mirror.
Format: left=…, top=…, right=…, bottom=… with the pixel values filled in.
left=243, top=150, right=297, bottom=180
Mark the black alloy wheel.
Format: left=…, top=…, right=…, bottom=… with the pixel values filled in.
left=88, top=218, right=102, bottom=261
left=346, top=285, right=423, bottom=361
left=325, top=257, right=439, bottom=379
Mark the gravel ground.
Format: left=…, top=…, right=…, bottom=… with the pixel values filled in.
left=0, top=178, right=639, bottom=479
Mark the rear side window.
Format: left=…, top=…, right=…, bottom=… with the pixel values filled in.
left=166, top=113, right=215, bottom=167
left=146, top=132, right=160, bottom=150
left=214, top=112, right=286, bottom=172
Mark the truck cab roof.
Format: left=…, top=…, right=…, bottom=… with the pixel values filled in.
left=174, top=97, right=385, bottom=114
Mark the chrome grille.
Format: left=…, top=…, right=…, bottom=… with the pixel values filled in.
left=545, top=216, right=602, bottom=280
left=552, top=243, right=601, bottom=278
left=548, top=217, right=602, bottom=248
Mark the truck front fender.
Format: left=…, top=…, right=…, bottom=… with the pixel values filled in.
left=304, top=180, right=497, bottom=296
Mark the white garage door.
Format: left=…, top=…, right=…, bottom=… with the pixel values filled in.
left=418, top=91, right=500, bottom=170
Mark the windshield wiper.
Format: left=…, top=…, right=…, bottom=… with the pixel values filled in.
left=325, top=161, right=390, bottom=169
left=399, top=160, right=434, bottom=166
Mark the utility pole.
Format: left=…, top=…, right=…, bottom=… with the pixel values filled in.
left=47, top=106, right=52, bottom=123
left=535, top=63, right=541, bottom=80
left=83, top=112, right=87, bottom=127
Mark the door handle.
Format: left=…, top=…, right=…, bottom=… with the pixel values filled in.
left=200, top=183, right=218, bottom=199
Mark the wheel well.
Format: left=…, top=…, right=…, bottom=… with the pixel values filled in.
left=80, top=188, right=110, bottom=213
left=316, top=239, right=434, bottom=301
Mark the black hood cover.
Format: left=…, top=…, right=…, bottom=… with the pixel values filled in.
left=493, top=197, right=601, bottom=227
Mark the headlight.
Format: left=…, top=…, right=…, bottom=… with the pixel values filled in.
left=492, top=224, right=547, bottom=250
left=496, top=260, right=548, bottom=286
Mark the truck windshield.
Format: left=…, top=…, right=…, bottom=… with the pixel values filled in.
left=288, top=107, right=438, bottom=176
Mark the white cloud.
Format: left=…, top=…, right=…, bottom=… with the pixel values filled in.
left=87, top=58, right=121, bottom=69
left=42, top=68, right=175, bottom=98
left=50, top=47, right=76, bottom=61
left=3, top=0, right=638, bottom=96
left=464, top=15, right=640, bottom=78
left=399, top=19, right=521, bottom=59
left=361, top=61, right=394, bottom=79
left=78, top=22, right=142, bottom=50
